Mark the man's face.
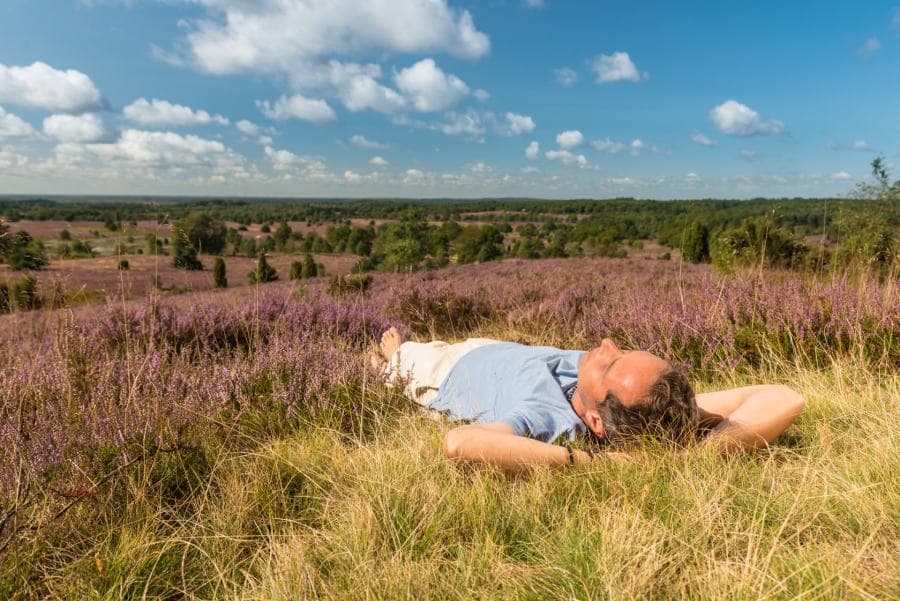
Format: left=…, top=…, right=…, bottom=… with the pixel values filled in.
left=573, top=338, right=669, bottom=438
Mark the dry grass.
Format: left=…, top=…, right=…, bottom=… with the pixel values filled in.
left=3, top=357, right=897, bottom=600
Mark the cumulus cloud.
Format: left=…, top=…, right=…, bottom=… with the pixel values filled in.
left=403, top=168, right=425, bottom=183
left=497, top=112, right=535, bottom=136
left=468, top=161, right=492, bottom=173
left=123, top=98, right=229, bottom=127
left=852, top=140, right=871, bottom=151
left=556, top=129, right=584, bottom=149
left=369, top=155, right=389, bottom=166
left=43, top=113, right=105, bottom=142
left=0, top=61, right=103, bottom=112
left=831, top=171, right=852, bottom=180
left=263, top=145, right=329, bottom=178
left=857, top=36, right=881, bottom=58
left=591, top=137, right=643, bottom=155
left=0, top=146, right=29, bottom=169
left=608, top=176, right=638, bottom=186
left=690, top=131, right=717, bottom=147
left=235, top=119, right=260, bottom=136
left=709, top=100, right=784, bottom=136
left=351, top=134, right=388, bottom=149
left=257, top=94, right=337, bottom=123
left=0, top=105, right=36, bottom=138
left=591, top=52, right=647, bottom=83
left=328, top=61, right=407, bottom=113
left=738, top=149, right=761, bottom=162
left=55, top=129, right=228, bottom=166
left=524, top=0, right=544, bottom=7
left=545, top=149, right=587, bottom=166
left=395, top=58, right=470, bottom=112
left=167, top=0, right=489, bottom=75
left=554, top=66, right=578, bottom=87
left=440, top=110, right=485, bottom=138
left=525, top=140, right=540, bottom=160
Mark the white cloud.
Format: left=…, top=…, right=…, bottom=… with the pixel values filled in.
left=857, top=36, right=881, bottom=58
left=369, top=155, right=389, bottom=166
left=235, top=119, right=260, bottom=136
left=498, top=112, right=535, bottom=136
left=351, top=134, right=388, bottom=149
left=590, top=137, right=643, bottom=155
left=56, top=129, right=228, bottom=166
left=524, top=0, right=544, bottom=7
left=343, top=170, right=361, bottom=182
left=521, top=165, right=540, bottom=174
left=525, top=140, right=540, bottom=160
left=469, top=161, right=492, bottom=173
left=545, top=149, right=587, bottom=166
left=169, top=0, right=489, bottom=75
left=257, top=135, right=273, bottom=145
left=608, top=176, right=638, bottom=185
left=0, top=105, right=35, bottom=138
left=403, top=168, right=425, bottom=183
left=328, top=61, right=407, bottom=113
left=554, top=67, right=578, bottom=87
left=690, top=131, right=717, bottom=147
left=263, top=145, right=329, bottom=178
left=0, top=146, right=29, bottom=169
left=556, top=129, right=584, bottom=149
left=738, top=149, right=761, bottom=162
left=395, top=58, right=470, bottom=112
left=852, top=140, right=871, bottom=151
left=0, top=61, right=103, bottom=112
left=257, top=94, right=337, bottom=123
left=831, top=171, right=852, bottom=180
left=893, top=7, right=900, bottom=32
left=440, top=110, right=485, bottom=138
left=123, top=98, right=229, bottom=127
left=709, top=100, right=784, bottom=136
left=473, top=89, right=490, bottom=101
left=591, top=52, right=647, bottom=83
left=43, top=113, right=105, bottom=142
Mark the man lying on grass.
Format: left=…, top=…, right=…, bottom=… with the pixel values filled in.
left=369, top=327, right=805, bottom=472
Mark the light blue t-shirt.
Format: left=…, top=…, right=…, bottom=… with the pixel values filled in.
left=427, top=342, right=587, bottom=443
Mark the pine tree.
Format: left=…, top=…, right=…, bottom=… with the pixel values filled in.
left=289, top=260, right=303, bottom=280
left=213, top=257, right=228, bottom=288
left=248, top=253, right=278, bottom=284
left=301, top=253, right=317, bottom=278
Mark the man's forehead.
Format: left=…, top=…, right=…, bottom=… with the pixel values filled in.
left=607, top=352, right=668, bottom=405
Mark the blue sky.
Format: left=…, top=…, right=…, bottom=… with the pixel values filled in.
left=0, top=0, right=898, bottom=198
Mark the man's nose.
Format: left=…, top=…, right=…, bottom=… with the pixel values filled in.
left=600, top=338, right=620, bottom=355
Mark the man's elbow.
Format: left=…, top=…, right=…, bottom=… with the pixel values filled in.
left=774, top=385, right=805, bottom=420
left=442, top=428, right=465, bottom=459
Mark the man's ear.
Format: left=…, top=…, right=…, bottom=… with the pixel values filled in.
left=583, top=408, right=606, bottom=438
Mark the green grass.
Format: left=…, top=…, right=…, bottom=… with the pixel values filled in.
left=3, top=357, right=897, bottom=600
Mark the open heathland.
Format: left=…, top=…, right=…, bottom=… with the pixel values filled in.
left=1, top=258, right=897, bottom=600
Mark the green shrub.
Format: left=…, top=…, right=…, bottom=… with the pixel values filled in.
left=213, top=257, right=227, bottom=288
left=289, top=260, right=303, bottom=280
left=248, top=253, right=278, bottom=284
left=711, top=216, right=808, bottom=271
left=0, top=282, right=8, bottom=313
left=11, top=275, right=40, bottom=311
left=326, top=273, right=373, bottom=297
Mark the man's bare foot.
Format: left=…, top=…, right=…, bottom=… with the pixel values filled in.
left=380, top=326, right=403, bottom=359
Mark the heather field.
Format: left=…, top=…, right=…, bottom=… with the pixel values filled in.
left=1, top=258, right=898, bottom=600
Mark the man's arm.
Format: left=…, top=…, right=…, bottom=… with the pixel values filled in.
left=442, top=422, right=593, bottom=473
left=696, top=385, right=805, bottom=454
